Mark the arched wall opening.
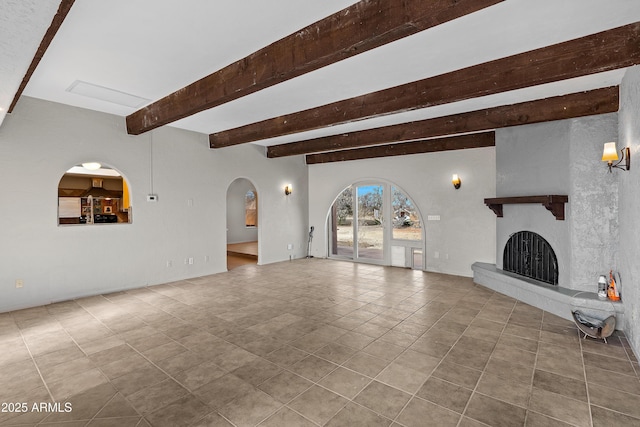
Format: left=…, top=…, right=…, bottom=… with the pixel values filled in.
left=57, top=162, right=131, bottom=225
left=226, top=177, right=259, bottom=269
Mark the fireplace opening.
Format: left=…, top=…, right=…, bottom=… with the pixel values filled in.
left=503, top=231, right=558, bottom=285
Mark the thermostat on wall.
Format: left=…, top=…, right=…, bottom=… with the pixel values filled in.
left=147, top=194, right=158, bottom=202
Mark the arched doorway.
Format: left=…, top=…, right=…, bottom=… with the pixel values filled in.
left=226, top=178, right=259, bottom=270
left=328, top=181, right=424, bottom=269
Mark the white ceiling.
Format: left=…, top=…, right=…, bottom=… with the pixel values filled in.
left=4, top=0, right=640, bottom=147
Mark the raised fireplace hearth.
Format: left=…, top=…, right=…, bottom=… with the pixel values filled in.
left=472, top=262, right=625, bottom=326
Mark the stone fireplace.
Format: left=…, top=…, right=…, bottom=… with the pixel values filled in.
left=473, top=114, right=624, bottom=325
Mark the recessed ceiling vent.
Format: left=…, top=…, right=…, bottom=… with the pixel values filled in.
left=66, top=80, right=150, bottom=108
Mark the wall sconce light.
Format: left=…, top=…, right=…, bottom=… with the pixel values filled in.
left=602, top=142, right=630, bottom=173
left=452, top=174, right=461, bottom=189
left=284, top=184, right=293, bottom=196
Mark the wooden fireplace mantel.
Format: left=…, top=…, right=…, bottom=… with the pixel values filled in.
left=484, top=195, right=569, bottom=220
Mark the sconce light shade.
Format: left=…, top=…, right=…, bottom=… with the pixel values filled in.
left=284, top=184, right=293, bottom=195
left=452, top=174, right=461, bottom=189
left=82, top=162, right=102, bottom=170
left=602, top=142, right=630, bottom=172
left=602, top=142, right=619, bottom=162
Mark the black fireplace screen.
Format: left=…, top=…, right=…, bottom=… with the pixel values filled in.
left=503, top=231, right=558, bottom=285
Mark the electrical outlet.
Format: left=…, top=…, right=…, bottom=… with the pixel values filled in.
left=15, top=279, right=23, bottom=288
left=204, top=255, right=210, bottom=263
left=287, top=243, right=293, bottom=250
left=188, top=257, right=194, bottom=265
left=166, top=260, right=172, bottom=267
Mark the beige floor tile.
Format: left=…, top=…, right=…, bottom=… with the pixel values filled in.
left=524, top=410, right=575, bottom=427
left=417, top=377, right=473, bottom=414
left=318, top=366, right=371, bottom=399
left=258, top=370, right=313, bottom=404
left=258, top=406, right=316, bottom=427
left=219, top=388, right=282, bottom=427
left=110, top=365, right=169, bottom=396
left=476, top=372, right=532, bottom=408
left=264, top=345, right=309, bottom=367
left=376, top=361, right=429, bottom=393
left=533, top=369, right=587, bottom=402
left=464, top=392, right=527, bottom=427
left=528, top=387, right=590, bottom=427
left=432, top=361, right=483, bottom=389
left=193, top=374, right=255, bottom=409
left=588, top=383, right=640, bottom=419
left=314, top=341, right=357, bottom=364
left=590, top=405, right=640, bottom=427
left=230, top=357, right=282, bottom=387
left=43, top=382, right=118, bottom=423
left=142, top=394, right=208, bottom=427
left=127, top=379, right=189, bottom=414
left=340, top=343, right=388, bottom=373
left=47, top=368, right=109, bottom=401
left=362, top=340, right=405, bottom=361
left=173, top=359, right=226, bottom=391
left=2, top=260, right=639, bottom=427
left=353, top=380, right=411, bottom=419
left=326, top=402, right=392, bottom=427
left=289, top=354, right=338, bottom=382
left=585, top=365, right=640, bottom=395
left=288, top=385, right=348, bottom=425
left=397, top=397, right=461, bottom=427
left=192, top=411, right=235, bottom=426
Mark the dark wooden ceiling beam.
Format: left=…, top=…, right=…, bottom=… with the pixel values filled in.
left=125, top=0, right=503, bottom=135
left=305, top=132, right=495, bottom=164
left=268, top=86, right=619, bottom=158
left=211, top=23, right=639, bottom=148
left=8, top=0, right=75, bottom=113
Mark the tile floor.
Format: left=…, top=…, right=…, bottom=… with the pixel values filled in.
left=1, top=259, right=639, bottom=426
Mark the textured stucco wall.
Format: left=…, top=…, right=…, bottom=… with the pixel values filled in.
left=496, top=115, right=618, bottom=291
left=618, top=66, right=640, bottom=358
left=568, top=113, right=619, bottom=291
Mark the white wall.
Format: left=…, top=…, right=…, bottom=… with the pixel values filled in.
left=308, top=147, right=496, bottom=277
left=226, top=178, right=258, bottom=244
left=0, top=97, right=308, bottom=313
left=618, top=66, right=640, bottom=359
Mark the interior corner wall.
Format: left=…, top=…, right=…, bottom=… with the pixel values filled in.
left=226, top=178, right=258, bottom=244
left=618, top=66, right=640, bottom=359
left=567, top=113, right=619, bottom=292
left=0, top=97, right=308, bottom=313
left=307, top=147, right=496, bottom=277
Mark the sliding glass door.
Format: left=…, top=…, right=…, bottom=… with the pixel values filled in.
left=356, top=184, right=385, bottom=262
left=329, top=182, right=422, bottom=268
